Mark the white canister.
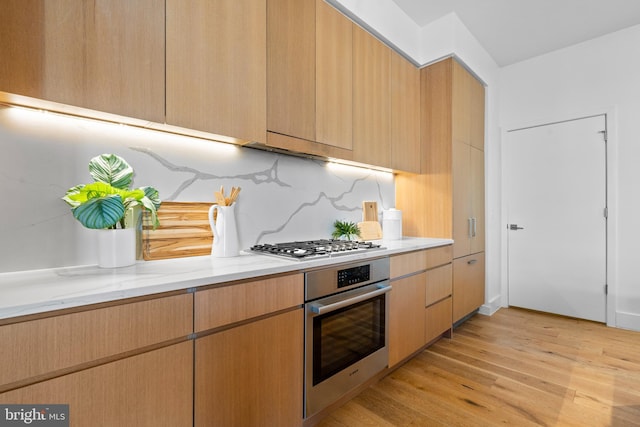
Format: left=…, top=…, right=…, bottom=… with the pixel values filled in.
left=382, top=209, right=402, bottom=240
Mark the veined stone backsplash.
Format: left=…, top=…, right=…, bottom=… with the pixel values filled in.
left=0, top=106, right=395, bottom=273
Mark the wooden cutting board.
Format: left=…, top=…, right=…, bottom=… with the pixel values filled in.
left=362, top=201, right=379, bottom=222
left=359, top=201, right=382, bottom=240
left=142, top=201, right=214, bottom=260
left=358, top=221, right=383, bottom=240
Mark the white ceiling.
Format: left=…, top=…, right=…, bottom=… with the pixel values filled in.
left=390, top=0, right=640, bottom=66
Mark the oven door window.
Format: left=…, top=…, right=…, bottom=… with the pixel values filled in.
left=312, top=293, right=386, bottom=386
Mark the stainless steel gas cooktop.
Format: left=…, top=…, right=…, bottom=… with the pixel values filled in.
left=249, top=239, right=384, bottom=260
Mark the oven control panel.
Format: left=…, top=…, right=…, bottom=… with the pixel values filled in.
left=305, top=257, right=390, bottom=301
left=337, top=265, right=370, bottom=288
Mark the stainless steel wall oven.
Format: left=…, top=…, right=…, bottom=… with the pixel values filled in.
left=304, top=257, right=391, bottom=418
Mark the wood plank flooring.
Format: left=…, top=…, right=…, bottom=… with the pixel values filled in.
left=318, top=307, right=640, bottom=427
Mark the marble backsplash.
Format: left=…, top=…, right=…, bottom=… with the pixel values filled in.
left=0, top=106, right=395, bottom=273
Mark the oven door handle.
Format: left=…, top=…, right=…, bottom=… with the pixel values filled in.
left=310, top=284, right=392, bottom=315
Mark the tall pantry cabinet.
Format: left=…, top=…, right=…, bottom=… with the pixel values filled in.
left=396, top=57, right=485, bottom=324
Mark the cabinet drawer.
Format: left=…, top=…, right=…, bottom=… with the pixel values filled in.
left=425, top=297, right=452, bottom=344
left=195, top=274, right=303, bottom=332
left=426, top=263, right=453, bottom=306
left=425, top=245, right=453, bottom=269
left=0, top=293, right=193, bottom=389
left=453, top=252, right=486, bottom=322
left=0, top=342, right=193, bottom=427
left=390, top=251, right=427, bottom=279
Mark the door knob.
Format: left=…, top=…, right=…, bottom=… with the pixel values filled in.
left=509, top=224, right=524, bottom=230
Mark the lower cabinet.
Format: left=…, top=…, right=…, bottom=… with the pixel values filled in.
left=388, top=272, right=427, bottom=367
left=195, top=308, right=304, bottom=427
left=388, top=245, right=453, bottom=368
left=0, top=342, right=193, bottom=426
left=425, top=264, right=453, bottom=343
left=453, top=252, right=486, bottom=323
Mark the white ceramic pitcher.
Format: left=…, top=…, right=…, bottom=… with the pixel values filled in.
left=209, top=204, right=239, bottom=258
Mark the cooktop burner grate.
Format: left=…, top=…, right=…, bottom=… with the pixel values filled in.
left=249, top=239, right=384, bottom=260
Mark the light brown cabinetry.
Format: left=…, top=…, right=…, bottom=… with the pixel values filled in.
left=316, top=0, right=353, bottom=151
left=352, top=25, right=391, bottom=168
left=389, top=245, right=453, bottom=367
left=0, top=0, right=165, bottom=122
left=0, top=293, right=194, bottom=426
left=390, top=50, right=421, bottom=173
left=1, top=342, right=193, bottom=427
left=195, top=309, right=303, bottom=427
left=266, top=0, right=354, bottom=159
left=425, top=264, right=453, bottom=343
left=166, top=0, right=266, bottom=143
left=453, top=252, right=486, bottom=323
left=396, top=57, right=485, bottom=324
left=389, top=271, right=427, bottom=367
left=193, top=274, right=304, bottom=426
left=267, top=0, right=315, bottom=142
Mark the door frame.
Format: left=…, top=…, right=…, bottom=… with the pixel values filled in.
left=500, top=106, right=618, bottom=327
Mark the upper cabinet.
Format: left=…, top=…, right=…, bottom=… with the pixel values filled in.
left=315, top=0, right=353, bottom=151
left=352, top=25, right=391, bottom=168
left=166, top=0, right=267, bottom=143
left=267, top=0, right=316, bottom=142
left=352, top=25, right=421, bottom=172
left=390, top=50, right=421, bottom=173
left=396, top=57, right=486, bottom=322
left=1, top=1, right=421, bottom=171
left=0, top=0, right=165, bottom=123
left=266, top=0, right=354, bottom=159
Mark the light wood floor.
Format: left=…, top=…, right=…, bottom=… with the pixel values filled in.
left=318, top=307, right=640, bottom=427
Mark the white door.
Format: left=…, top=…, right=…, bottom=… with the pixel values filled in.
left=506, top=115, right=607, bottom=322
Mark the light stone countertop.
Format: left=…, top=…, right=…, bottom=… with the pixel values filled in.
left=0, top=237, right=453, bottom=321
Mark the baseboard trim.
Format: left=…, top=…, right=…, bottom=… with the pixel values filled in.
left=615, top=311, right=640, bottom=332
left=479, top=295, right=501, bottom=316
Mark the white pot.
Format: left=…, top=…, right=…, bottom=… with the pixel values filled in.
left=96, top=228, right=136, bottom=268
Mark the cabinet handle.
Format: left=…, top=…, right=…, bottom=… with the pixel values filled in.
left=472, top=217, right=477, bottom=237
left=468, top=218, right=473, bottom=238
left=467, top=259, right=477, bottom=265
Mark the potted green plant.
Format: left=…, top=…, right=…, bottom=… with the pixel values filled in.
left=331, top=220, right=361, bottom=241
left=62, top=154, right=161, bottom=267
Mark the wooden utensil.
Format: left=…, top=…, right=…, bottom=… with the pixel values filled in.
left=214, top=191, right=226, bottom=206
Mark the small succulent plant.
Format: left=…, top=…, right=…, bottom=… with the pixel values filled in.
left=332, top=220, right=361, bottom=241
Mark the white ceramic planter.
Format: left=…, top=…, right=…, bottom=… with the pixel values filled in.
left=96, top=228, right=136, bottom=268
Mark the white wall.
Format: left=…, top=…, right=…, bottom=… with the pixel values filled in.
left=499, top=24, right=640, bottom=331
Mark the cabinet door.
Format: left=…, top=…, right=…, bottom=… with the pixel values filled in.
left=316, top=0, right=352, bottom=150
left=425, top=264, right=453, bottom=343
left=470, top=75, right=485, bottom=151
left=0, top=0, right=165, bottom=122
left=426, top=263, right=453, bottom=306
left=167, top=0, right=266, bottom=143
left=267, top=0, right=315, bottom=142
left=195, top=309, right=303, bottom=427
left=452, top=140, right=471, bottom=258
left=470, top=146, right=485, bottom=254
left=389, top=273, right=426, bottom=367
left=0, top=293, right=193, bottom=389
left=452, top=252, right=485, bottom=323
left=452, top=60, right=472, bottom=146
left=425, top=297, right=452, bottom=344
left=353, top=25, right=391, bottom=168
left=0, top=342, right=193, bottom=427
left=390, top=50, right=421, bottom=173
